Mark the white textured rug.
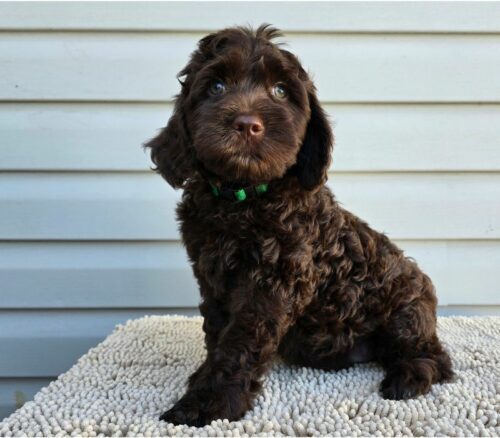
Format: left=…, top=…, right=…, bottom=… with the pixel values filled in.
left=1, top=316, right=499, bottom=437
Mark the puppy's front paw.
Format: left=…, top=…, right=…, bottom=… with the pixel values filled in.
left=160, top=396, right=205, bottom=427
left=159, top=387, right=250, bottom=427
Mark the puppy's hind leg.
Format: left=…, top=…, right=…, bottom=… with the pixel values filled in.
left=377, top=283, right=453, bottom=399
left=379, top=334, right=453, bottom=400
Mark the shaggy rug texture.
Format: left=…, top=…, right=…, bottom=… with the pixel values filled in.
left=1, top=316, right=499, bottom=437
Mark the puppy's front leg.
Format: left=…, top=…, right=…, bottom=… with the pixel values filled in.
left=160, top=292, right=296, bottom=426
left=185, top=294, right=229, bottom=391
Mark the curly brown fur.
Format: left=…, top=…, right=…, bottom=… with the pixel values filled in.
left=145, top=25, right=453, bottom=426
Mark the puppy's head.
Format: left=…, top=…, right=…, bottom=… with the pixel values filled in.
left=145, top=25, right=333, bottom=190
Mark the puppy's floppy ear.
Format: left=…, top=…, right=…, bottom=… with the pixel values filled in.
left=295, top=86, right=333, bottom=190
left=144, top=30, right=224, bottom=189
left=144, top=88, right=195, bottom=189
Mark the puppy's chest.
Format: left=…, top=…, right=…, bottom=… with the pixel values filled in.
left=182, top=212, right=314, bottom=298
left=193, top=226, right=279, bottom=294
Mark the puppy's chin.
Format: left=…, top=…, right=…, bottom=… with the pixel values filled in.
left=196, top=142, right=297, bottom=184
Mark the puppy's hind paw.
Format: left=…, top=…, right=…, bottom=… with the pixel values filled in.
left=380, top=363, right=433, bottom=400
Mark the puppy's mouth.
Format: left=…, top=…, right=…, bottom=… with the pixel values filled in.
left=195, top=142, right=275, bottom=183
left=228, top=134, right=266, bottom=155
left=234, top=134, right=263, bottom=147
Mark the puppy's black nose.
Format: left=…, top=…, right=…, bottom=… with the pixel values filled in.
left=232, top=114, right=264, bottom=138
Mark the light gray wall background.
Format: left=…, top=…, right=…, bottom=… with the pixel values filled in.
left=1, top=1, right=499, bottom=419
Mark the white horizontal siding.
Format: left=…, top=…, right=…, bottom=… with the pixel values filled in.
left=0, top=2, right=499, bottom=33
left=0, top=241, right=498, bottom=309
left=2, top=33, right=500, bottom=102
left=2, top=103, right=500, bottom=172
left=0, top=1, right=499, bottom=419
left=0, top=242, right=199, bottom=309
left=1, top=172, right=499, bottom=240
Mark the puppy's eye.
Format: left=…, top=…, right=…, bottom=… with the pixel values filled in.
left=272, top=84, right=287, bottom=99
left=209, top=80, right=226, bottom=96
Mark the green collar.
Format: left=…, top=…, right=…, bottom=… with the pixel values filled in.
left=209, top=181, right=269, bottom=202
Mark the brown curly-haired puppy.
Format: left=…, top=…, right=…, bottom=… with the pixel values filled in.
left=145, top=25, right=453, bottom=426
